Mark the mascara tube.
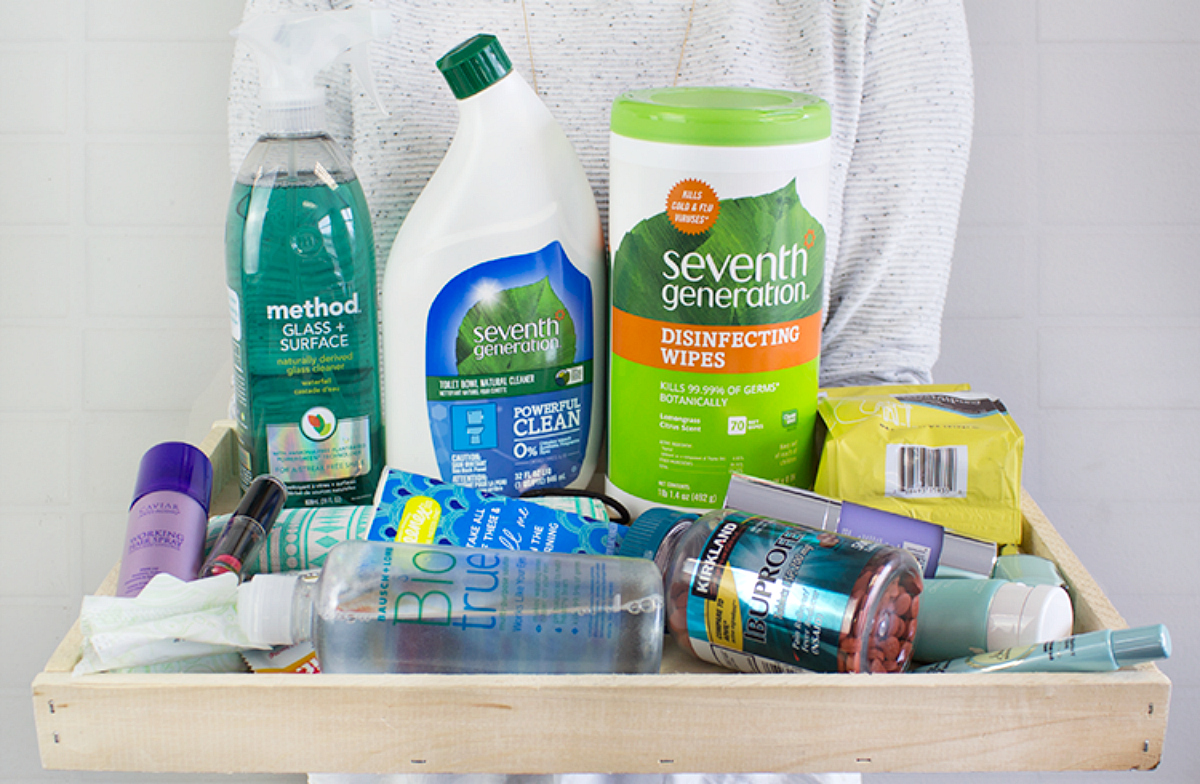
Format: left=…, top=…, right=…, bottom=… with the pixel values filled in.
left=200, top=475, right=287, bottom=581
left=912, top=624, right=1171, bottom=674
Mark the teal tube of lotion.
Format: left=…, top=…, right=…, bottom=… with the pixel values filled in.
left=913, top=624, right=1170, bottom=673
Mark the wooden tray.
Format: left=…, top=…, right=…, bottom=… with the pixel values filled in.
left=30, top=421, right=1171, bottom=774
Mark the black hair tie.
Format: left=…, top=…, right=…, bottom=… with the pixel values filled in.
left=519, top=487, right=631, bottom=527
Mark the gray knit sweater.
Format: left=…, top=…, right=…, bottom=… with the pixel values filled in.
left=229, top=0, right=973, bottom=387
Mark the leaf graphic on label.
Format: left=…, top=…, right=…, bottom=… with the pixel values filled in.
left=613, top=179, right=826, bottom=326
left=455, top=277, right=576, bottom=375
left=308, top=414, right=326, bottom=432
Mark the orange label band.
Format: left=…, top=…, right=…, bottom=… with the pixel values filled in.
left=612, top=308, right=821, bottom=373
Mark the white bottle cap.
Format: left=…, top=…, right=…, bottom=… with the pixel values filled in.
left=238, top=573, right=301, bottom=646
left=986, top=582, right=1074, bottom=651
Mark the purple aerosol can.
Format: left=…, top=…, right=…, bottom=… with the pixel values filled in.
left=116, top=442, right=214, bottom=597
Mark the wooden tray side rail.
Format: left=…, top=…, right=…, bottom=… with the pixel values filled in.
left=31, top=422, right=1171, bottom=774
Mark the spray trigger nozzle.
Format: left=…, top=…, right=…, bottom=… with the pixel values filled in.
left=235, top=7, right=392, bottom=134
left=341, top=10, right=391, bottom=116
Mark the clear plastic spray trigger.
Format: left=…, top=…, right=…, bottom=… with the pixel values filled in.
left=234, top=7, right=392, bottom=134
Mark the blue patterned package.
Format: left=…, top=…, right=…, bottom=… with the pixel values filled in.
left=368, top=467, right=623, bottom=555
left=206, top=505, right=375, bottom=575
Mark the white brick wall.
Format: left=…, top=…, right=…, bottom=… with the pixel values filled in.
left=0, top=3, right=265, bottom=782
left=0, top=1, right=1195, bottom=783
left=911, top=1, right=1199, bottom=782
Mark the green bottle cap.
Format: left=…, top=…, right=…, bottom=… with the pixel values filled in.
left=611, top=86, right=830, bottom=147
left=437, top=34, right=512, bottom=100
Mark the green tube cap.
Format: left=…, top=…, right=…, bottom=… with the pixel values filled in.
left=437, top=34, right=512, bottom=100
left=1112, top=624, right=1171, bottom=667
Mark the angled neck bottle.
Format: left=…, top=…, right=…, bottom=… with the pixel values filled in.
left=382, top=34, right=606, bottom=497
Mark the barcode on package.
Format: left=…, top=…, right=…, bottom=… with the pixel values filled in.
left=885, top=444, right=968, bottom=498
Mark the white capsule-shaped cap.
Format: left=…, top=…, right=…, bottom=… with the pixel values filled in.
left=986, top=582, right=1074, bottom=651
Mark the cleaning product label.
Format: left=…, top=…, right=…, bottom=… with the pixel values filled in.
left=226, top=174, right=384, bottom=508
left=684, top=512, right=865, bottom=674
left=424, top=241, right=593, bottom=496
left=609, top=136, right=829, bottom=509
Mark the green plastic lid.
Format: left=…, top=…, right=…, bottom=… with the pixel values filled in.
left=437, top=34, right=512, bottom=100
left=611, top=86, right=831, bottom=147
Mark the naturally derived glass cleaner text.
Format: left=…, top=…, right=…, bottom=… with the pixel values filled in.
left=226, top=172, right=383, bottom=507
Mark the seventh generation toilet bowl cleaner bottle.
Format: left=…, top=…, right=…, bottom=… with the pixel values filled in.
left=382, top=34, right=605, bottom=496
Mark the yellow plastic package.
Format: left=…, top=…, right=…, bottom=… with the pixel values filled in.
left=813, top=385, right=1024, bottom=545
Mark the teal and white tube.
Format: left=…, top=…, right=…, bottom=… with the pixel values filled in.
left=912, top=624, right=1171, bottom=674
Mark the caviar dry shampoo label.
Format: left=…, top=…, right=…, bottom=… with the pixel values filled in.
left=607, top=87, right=831, bottom=513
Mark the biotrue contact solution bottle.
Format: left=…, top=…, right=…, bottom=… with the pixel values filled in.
left=238, top=540, right=664, bottom=674
left=382, top=34, right=605, bottom=496
left=227, top=10, right=389, bottom=507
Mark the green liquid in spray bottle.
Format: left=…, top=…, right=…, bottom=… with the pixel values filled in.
left=225, top=9, right=390, bottom=507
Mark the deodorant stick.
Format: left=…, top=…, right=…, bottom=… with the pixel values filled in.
left=116, top=442, right=214, bottom=597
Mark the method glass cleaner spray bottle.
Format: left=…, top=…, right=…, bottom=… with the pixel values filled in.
left=238, top=540, right=664, bottom=674
left=382, top=35, right=606, bottom=496
left=227, top=10, right=390, bottom=507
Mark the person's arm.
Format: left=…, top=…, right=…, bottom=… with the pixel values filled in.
left=820, top=0, right=973, bottom=387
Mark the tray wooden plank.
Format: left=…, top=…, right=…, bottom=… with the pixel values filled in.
left=31, top=421, right=1171, bottom=774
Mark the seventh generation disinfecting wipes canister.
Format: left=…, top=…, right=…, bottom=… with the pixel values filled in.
left=607, top=87, right=831, bottom=516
